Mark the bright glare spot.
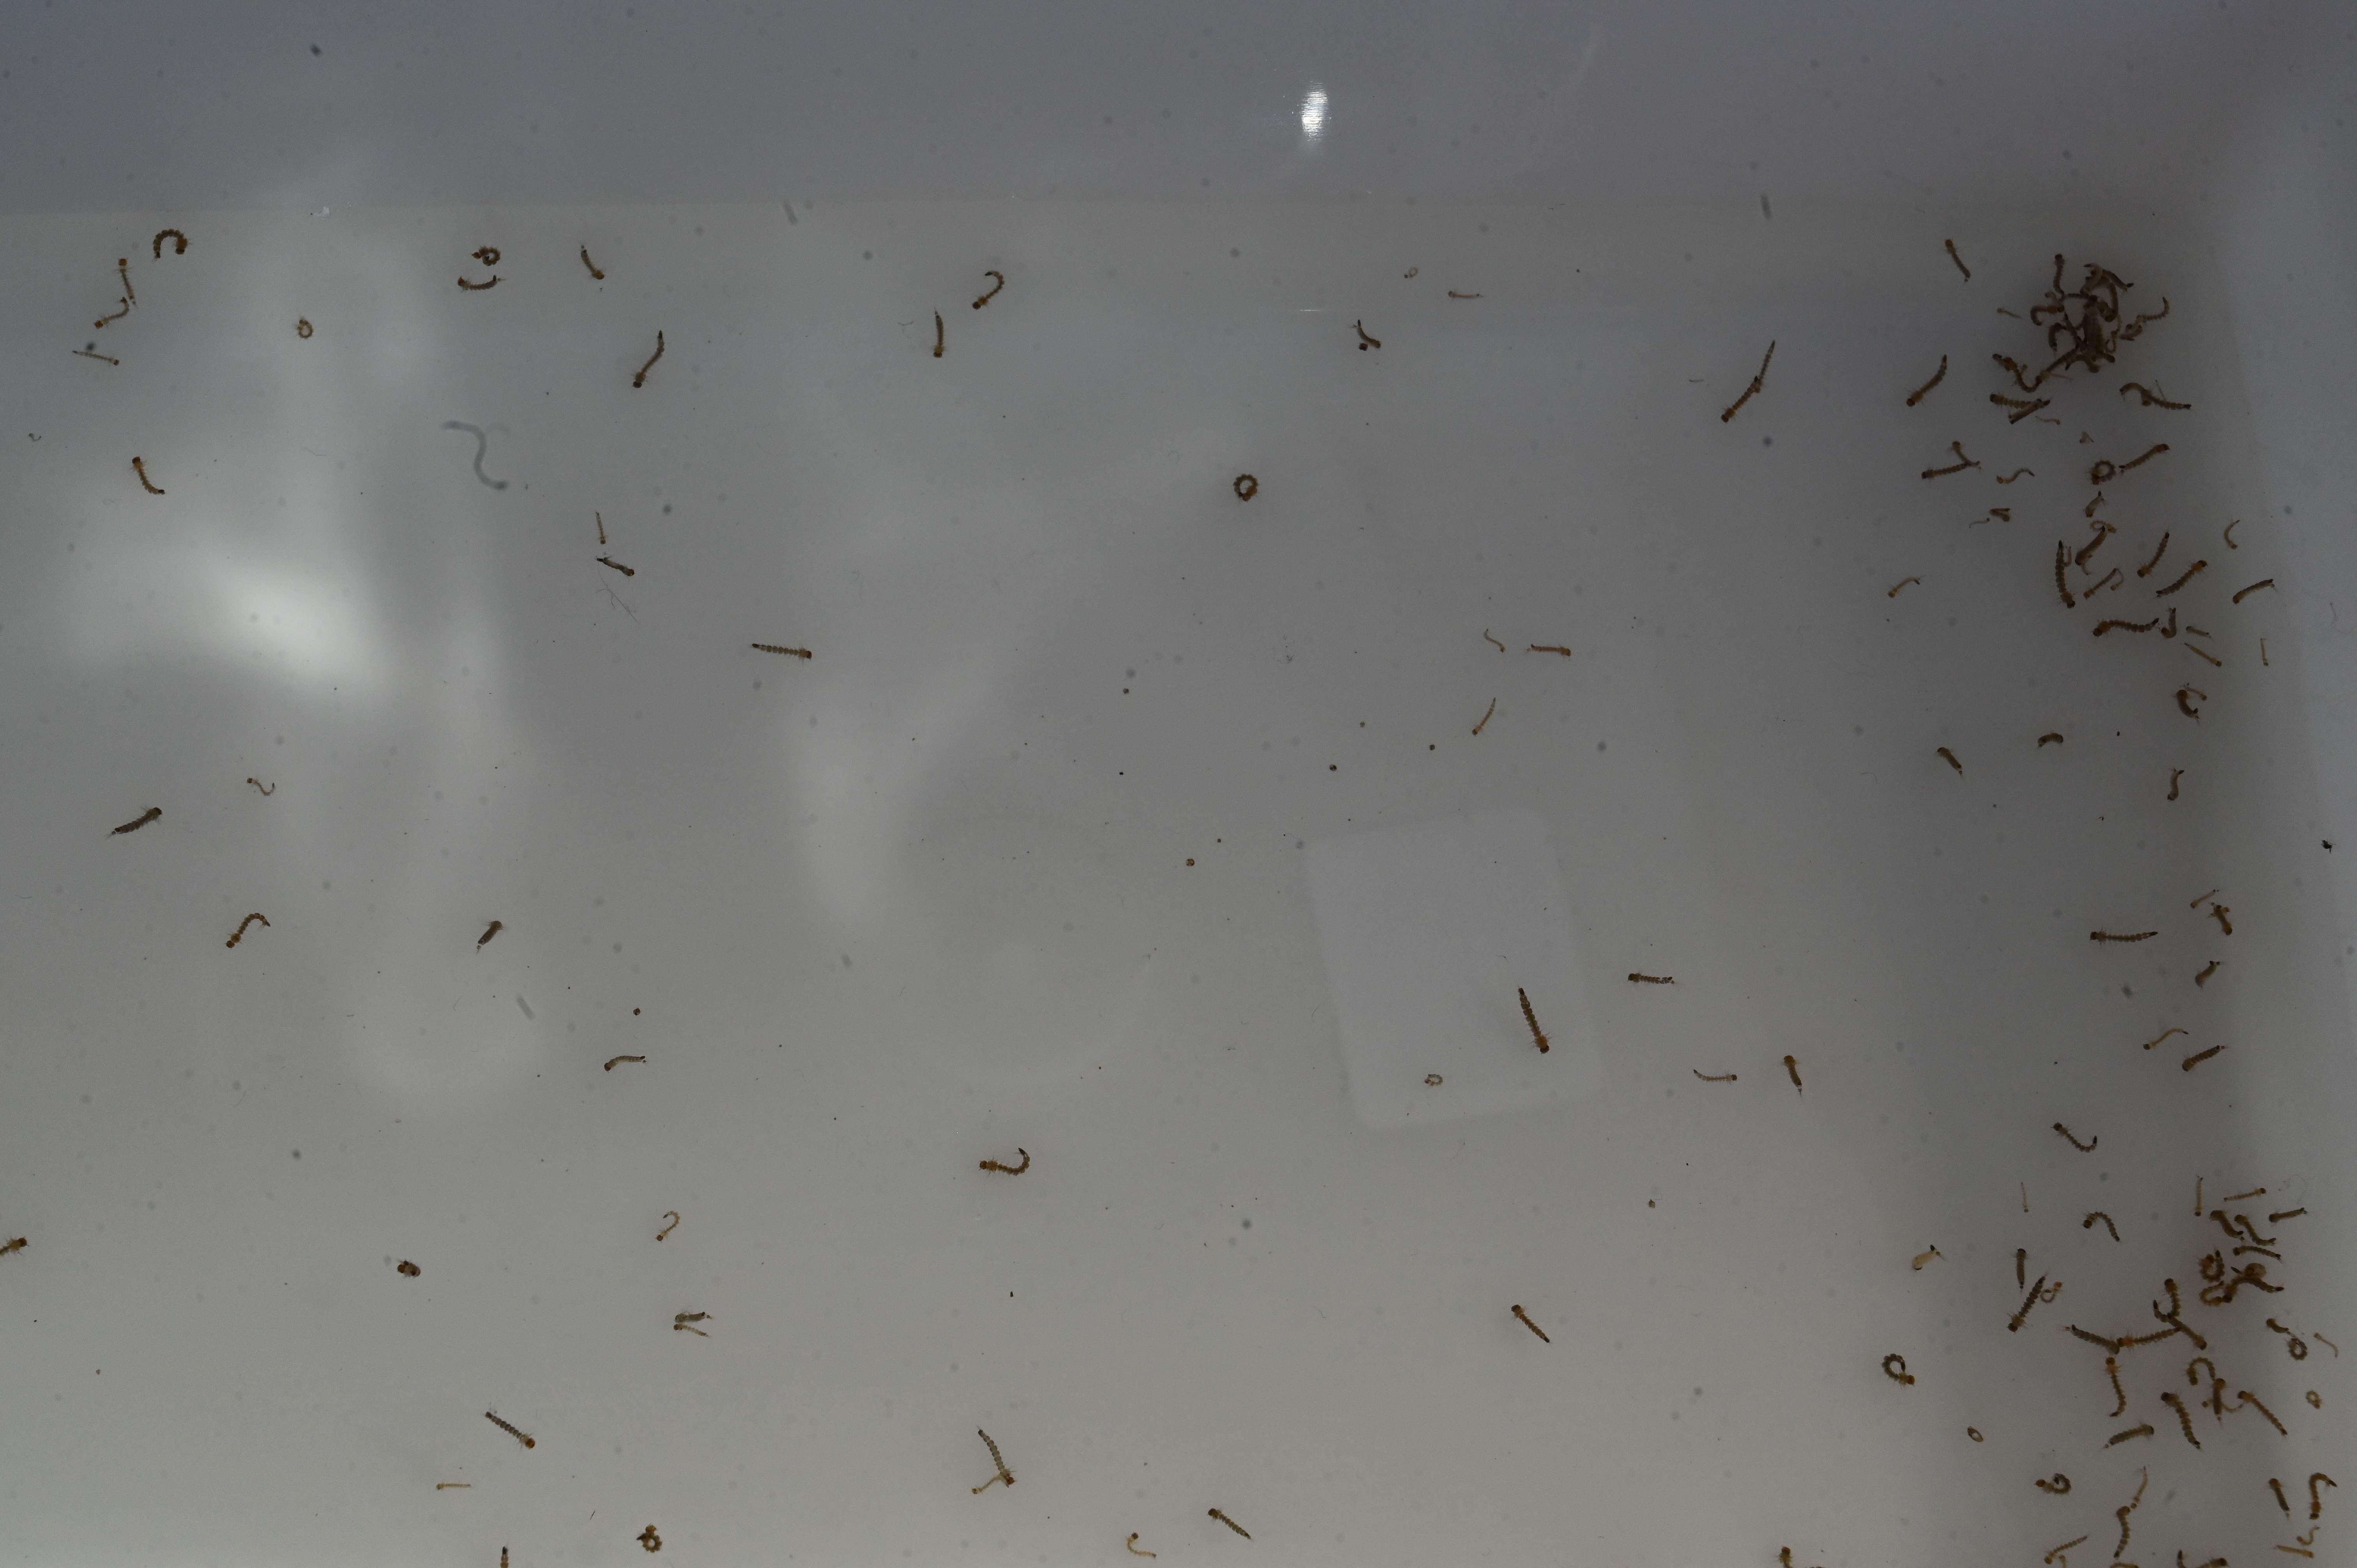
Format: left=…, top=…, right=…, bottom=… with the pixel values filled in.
left=1300, top=86, right=1328, bottom=140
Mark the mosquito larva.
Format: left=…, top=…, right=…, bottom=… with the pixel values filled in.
left=2034, top=1474, right=2072, bottom=1494
left=978, top=1149, right=1033, bottom=1174
left=2106, top=1423, right=2155, bottom=1446
left=750, top=644, right=813, bottom=659
left=1970, top=1428, right=1987, bottom=1443
left=1992, top=392, right=2051, bottom=423
left=2180, top=685, right=2212, bottom=720
left=2009, top=1275, right=2048, bottom=1332
left=1911, top=1245, right=1942, bottom=1270
left=2114, top=1467, right=2149, bottom=1555
left=2153, top=560, right=2208, bottom=597
left=1481, top=629, right=1505, bottom=652
left=974, top=1429, right=1015, bottom=1491
left=2052, top=1125, right=2096, bottom=1153
left=72, top=346, right=120, bottom=365
left=224, top=911, right=270, bottom=948
left=2016, top=1248, right=2027, bottom=1288
left=1127, top=1534, right=1157, bottom=1557
left=632, top=331, right=665, bottom=387
left=1995, top=468, right=2034, bottom=483
left=435, top=1480, right=468, bottom=1489
left=972, top=270, right=1005, bottom=309
left=117, top=257, right=134, bottom=304
left=2262, top=636, right=2271, bottom=665
left=484, top=1410, right=535, bottom=1449
left=2076, top=520, right=2117, bottom=570
left=604, top=1055, right=647, bottom=1071
left=1694, top=1070, right=1737, bottom=1082
left=2196, top=1176, right=2204, bottom=1215
left=2105, top=1355, right=2129, bottom=1416
left=1936, top=746, right=1963, bottom=773
left=295, top=317, right=313, bottom=338
left=2311, top=1390, right=2325, bottom=1406
left=1447, top=290, right=1483, bottom=299
left=1529, top=643, right=1573, bottom=656
left=1355, top=320, right=1382, bottom=351
left=1207, top=1509, right=1251, bottom=1539
left=2068, top=1325, right=2122, bottom=1351
left=1627, top=973, right=1676, bottom=987
left=1512, top=1304, right=1551, bottom=1342
left=1887, top=576, right=1921, bottom=597
left=1945, top=238, right=1970, bottom=279
left=2168, top=767, right=2184, bottom=800
left=1784, top=1054, right=1802, bottom=1091
left=1921, top=440, right=1979, bottom=479
left=1719, top=340, right=1774, bottom=421
left=477, top=920, right=503, bottom=950
left=456, top=274, right=500, bottom=290
left=1424, top=1074, right=1443, bottom=1085
left=1472, top=697, right=1496, bottom=735
left=2272, top=1478, right=2295, bottom=1514
left=2093, top=617, right=2160, bottom=636
left=1518, top=987, right=1550, bottom=1054
left=2055, top=544, right=2077, bottom=608
left=1880, top=1352, right=1915, bottom=1385
left=2239, top=1389, right=2288, bottom=1435
left=2037, top=733, right=2065, bottom=747
left=2310, top=1473, right=2338, bottom=1520
left=2209, top=904, right=2232, bottom=934
left=2157, top=1390, right=2201, bottom=1446
left=1232, top=473, right=1259, bottom=501
left=0, top=1238, right=25, bottom=1258
left=2118, top=382, right=2191, bottom=410
left=654, top=1211, right=680, bottom=1240
left=132, top=456, right=165, bottom=494
left=2084, top=1211, right=2120, bottom=1241
left=2232, top=577, right=2277, bottom=605
left=94, top=295, right=129, bottom=328
left=397, top=1259, right=422, bottom=1277
left=2087, top=567, right=2124, bottom=595
left=639, top=1524, right=663, bottom=1552
left=2222, top=518, right=2242, bottom=549
left=2268, top=1208, right=2308, bottom=1223
left=112, top=807, right=162, bottom=835
left=673, top=1310, right=712, bottom=1336
left=2120, top=443, right=2169, bottom=472
left=2194, top=960, right=2221, bottom=987
left=594, top=556, right=637, bottom=577
left=580, top=246, right=604, bottom=279
left=1904, top=356, right=1947, bottom=406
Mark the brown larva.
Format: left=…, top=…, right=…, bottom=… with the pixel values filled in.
left=484, top=1410, right=535, bottom=1449
left=2052, top=1123, right=2097, bottom=1151
left=1511, top=1304, right=1551, bottom=1342
left=2118, top=382, right=2190, bottom=409
left=1784, top=1055, right=1802, bottom=1091
left=2136, top=533, right=2172, bottom=577
left=656, top=1211, right=680, bottom=1240
left=1694, top=1070, right=1737, bottom=1082
left=639, top=1524, right=663, bottom=1552
left=1233, top=474, right=1259, bottom=501
left=2105, top=1356, right=2128, bottom=1416
left=1994, top=467, right=2033, bottom=484
left=1904, top=357, right=1947, bottom=407
left=979, top=1149, right=1032, bottom=1175
left=1517, top=988, right=1549, bottom=1053
left=2008, top=1274, right=2049, bottom=1332
left=397, top=1259, right=422, bottom=1277
left=1720, top=341, right=1773, bottom=421
left=477, top=920, right=502, bottom=950
left=596, top=556, right=636, bottom=576
left=1882, top=1353, right=1915, bottom=1385
left=1628, top=973, right=1675, bottom=985
left=1936, top=746, right=1963, bottom=773
left=2181, top=1044, right=2225, bottom=1072
left=2152, top=559, right=2208, bottom=597
left=152, top=228, right=188, bottom=258
left=1472, top=697, right=1496, bottom=735
left=1921, top=440, right=1979, bottom=479
left=933, top=313, right=945, bottom=357
left=1887, top=576, right=1921, bottom=598
left=581, top=246, right=605, bottom=279
left=2093, top=617, right=2159, bottom=636
left=224, top=911, right=270, bottom=949
left=1355, top=320, right=1382, bottom=351
left=604, top=1055, right=647, bottom=1071
left=132, top=456, right=165, bottom=494
left=456, top=274, right=500, bottom=291
left=2038, top=733, right=2065, bottom=747
left=1910, top=1245, right=1942, bottom=1269
left=2194, top=961, right=2221, bottom=988
left=973, top=1429, right=1015, bottom=1492
left=111, top=807, right=162, bottom=835
left=2083, top=1211, right=2120, bottom=1241
left=1944, top=238, right=1969, bottom=278
left=633, top=331, right=665, bottom=388
left=1529, top=643, right=1573, bottom=656
left=2089, top=930, right=2157, bottom=943
left=1127, top=1533, right=1157, bottom=1557
left=2233, top=577, right=2276, bottom=604
left=972, top=271, right=1005, bottom=309
left=2168, top=767, right=2184, bottom=800
left=751, top=644, right=813, bottom=658
left=2054, top=545, right=2076, bottom=608
left=1207, top=1509, right=1251, bottom=1539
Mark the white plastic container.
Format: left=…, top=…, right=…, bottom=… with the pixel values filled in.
left=0, top=8, right=2349, bottom=1564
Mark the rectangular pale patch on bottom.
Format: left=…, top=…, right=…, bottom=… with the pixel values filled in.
left=1305, top=808, right=1600, bottom=1129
